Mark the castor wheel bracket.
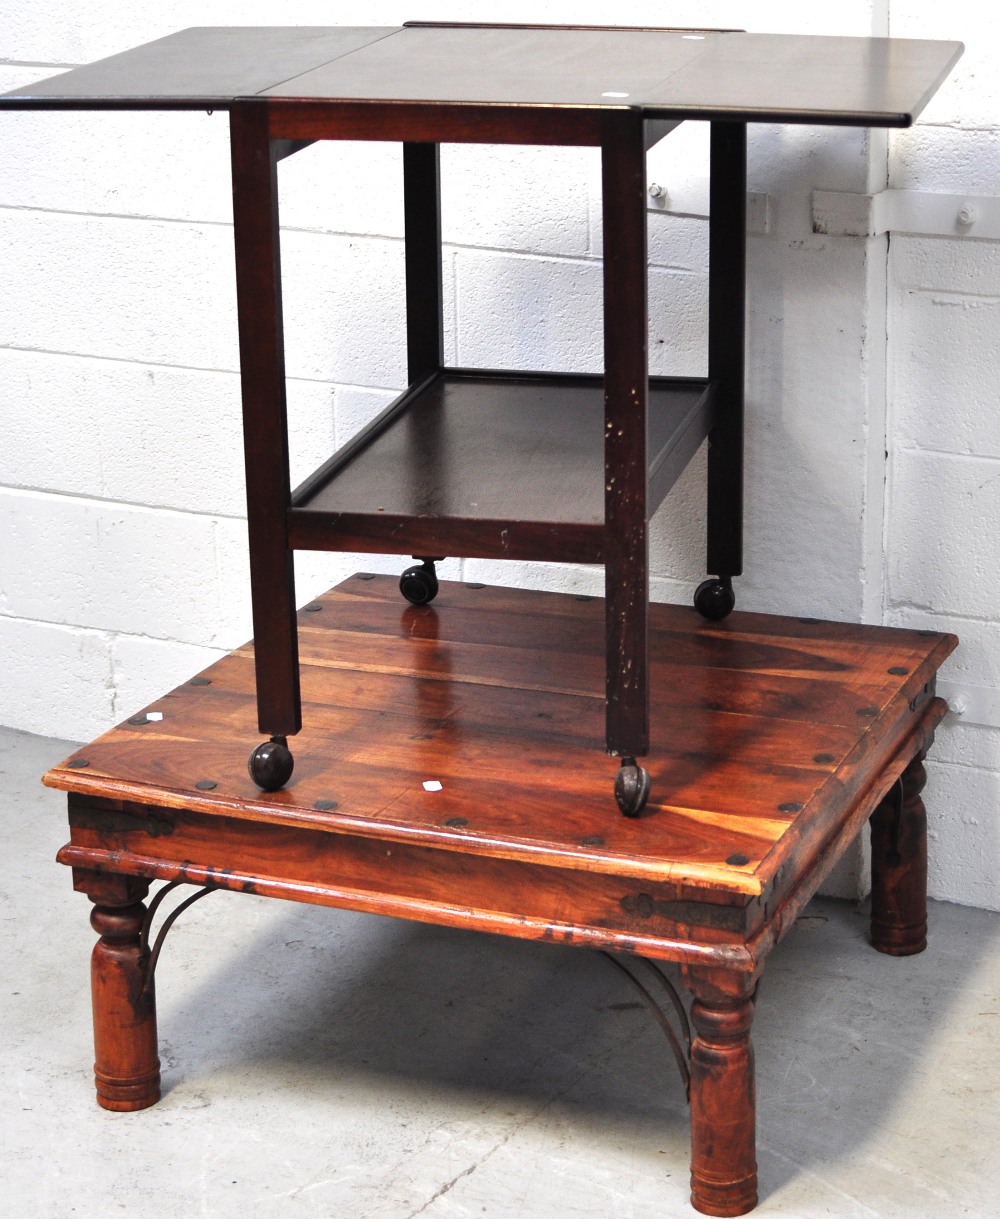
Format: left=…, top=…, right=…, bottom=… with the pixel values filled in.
left=615, top=757, right=651, bottom=817
left=399, top=556, right=443, bottom=606
left=248, top=735, right=294, bottom=791
left=694, top=575, right=736, bottom=622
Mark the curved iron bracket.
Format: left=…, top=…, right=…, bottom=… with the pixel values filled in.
left=601, top=951, right=692, bottom=1101
left=139, top=879, right=217, bottom=997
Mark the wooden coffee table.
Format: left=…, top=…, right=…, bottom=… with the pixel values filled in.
left=46, top=575, right=955, bottom=1217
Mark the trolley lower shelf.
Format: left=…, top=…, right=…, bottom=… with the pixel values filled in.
left=288, top=369, right=716, bottom=562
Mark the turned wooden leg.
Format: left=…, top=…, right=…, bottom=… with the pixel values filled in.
left=683, top=968, right=758, bottom=1217
left=80, top=871, right=161, bottom=1111
left=870, top=746, right=929, bottom=956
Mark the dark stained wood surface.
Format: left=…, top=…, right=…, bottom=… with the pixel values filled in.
left=870, top=749, right=929, bottom=955
left=2, top=25, right=962, bottom=128
left=230, top=102, right=301, bottom=738
left=687, top=979, right=758, bottom=1215
left=291, top=373, right=711, bottom=539
left=267, top=27, right=961, bottom=128
left=636, top=32, right=963, bottom=126
left=403, top=142, right=444, bottom=384
left=706, top=123, right=747, bottom=580
left=268, top=26, right=705, bottom=106
left=49, top=576, right=955, bottom=925
left=600, top=109, right=651, bottom=756
left=0, top=27, right=396, bottom=110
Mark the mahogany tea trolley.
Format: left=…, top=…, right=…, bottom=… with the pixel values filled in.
left=3, top=22, right=963, bottom=1218
left=2, top=22, right=962, bottom=814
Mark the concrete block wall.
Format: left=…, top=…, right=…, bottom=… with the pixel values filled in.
left=885, top=7, right=1000, bottom=911
left=3, top=2, right=995, bottom=909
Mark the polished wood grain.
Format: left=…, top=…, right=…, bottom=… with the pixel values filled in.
left=49, top=576, right=955, bottom=923
left=870, top=748, right=930, bottom=955
left=49, top=577, right=956, bottom=1216
left=266, top=99, right=604, bottom=147
left=80, top=872, right=160, bottom=1112
left=685, top=969, right=759, bottom=1216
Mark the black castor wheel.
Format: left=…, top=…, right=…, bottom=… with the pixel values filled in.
left=694, top=576, right=735, bottom=622
left=615, top=758, right=651, bottom=818
left=399, top=558, right=440, bottom=606
left=248, top=736, right=294, bottom=791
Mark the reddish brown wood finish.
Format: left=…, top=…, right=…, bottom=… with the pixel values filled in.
left=870, top=746, right=930, bottom=955
left=48, top=578, right=956, bottom=914
left=78, top=871, right=160, bottom=1111
left=229, top=101, right=300, bottom=738
left=684, top=968, right=759, bottom=1217
left=267, top=99, right=604, bottom=146
left=601, top=109, right=650, bottom=757
left=48, top=578, right=956, bottom=1214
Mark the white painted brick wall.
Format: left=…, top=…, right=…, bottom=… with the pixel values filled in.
left=885, top=5, right=1000, bottom=912
left=0, top=615, right=115, bottom=739
left=3, top=2, right=994, bottom=909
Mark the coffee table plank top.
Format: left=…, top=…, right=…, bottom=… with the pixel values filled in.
left=45, top=576, right=955, bottom=907
left=2, top=25, right=962, bottom=128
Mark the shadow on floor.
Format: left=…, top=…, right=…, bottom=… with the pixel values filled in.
left=149, top=883, right=1000, bottom=1201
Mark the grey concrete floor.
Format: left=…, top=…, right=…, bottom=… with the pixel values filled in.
left=2, top=725, right=999, bottom=1219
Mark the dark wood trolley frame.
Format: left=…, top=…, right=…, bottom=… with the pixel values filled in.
left=1, top=20, right=962, bottom=810
left=230, top=90, right=746, bottom=792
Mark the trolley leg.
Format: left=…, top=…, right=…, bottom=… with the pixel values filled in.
left=703, top=121, right=747, bottom=615
left=403, top=141, right=444, bottom=382
left=230, top=101, right=301, bottom=774
left=601, top=111, right=651, bottom=815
